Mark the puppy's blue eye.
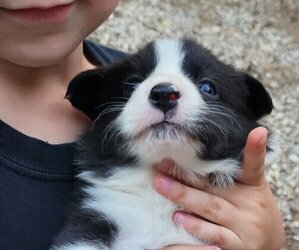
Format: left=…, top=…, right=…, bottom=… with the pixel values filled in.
left=198, top=81, right=216, bottom=95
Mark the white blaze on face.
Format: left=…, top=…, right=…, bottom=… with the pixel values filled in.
left=117, top=39, right=206, bottom=136
left=115, top=39, right=208, bottom=166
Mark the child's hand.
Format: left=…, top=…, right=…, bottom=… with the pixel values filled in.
left=162, top=246, right=221, bottom=250
left=154, top=127, right=285, bottom=250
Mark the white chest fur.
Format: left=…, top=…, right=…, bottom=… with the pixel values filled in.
left=78, top=167, right=201, bottom=250
left=77, top=135, right=240, bottom=249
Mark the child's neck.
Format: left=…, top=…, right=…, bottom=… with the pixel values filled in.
left=0, top=43, right=95, bottom=144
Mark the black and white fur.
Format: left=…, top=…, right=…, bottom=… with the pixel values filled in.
left=51, top=38, right=274, bottom=250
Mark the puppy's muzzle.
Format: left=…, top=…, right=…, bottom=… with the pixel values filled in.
left=149, top=83, right=181, bottom=114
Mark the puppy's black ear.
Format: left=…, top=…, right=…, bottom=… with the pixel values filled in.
left=243, top=73, right=274, bottom=120
left=65, top=69, right=123, bottom=120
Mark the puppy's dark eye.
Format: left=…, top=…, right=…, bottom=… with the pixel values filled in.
left=198, top=79, right=216, bottom=96
left=124, top=83, right=138, bottom=95
left=124, top=75, right=142, bottom=97
left=126, top=75, right=142, bottom=85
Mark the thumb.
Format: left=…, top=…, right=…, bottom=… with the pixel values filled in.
left=238, top=127, right=268, bottom=186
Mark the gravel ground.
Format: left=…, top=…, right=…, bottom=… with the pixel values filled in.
left=90, top=1, right=299, bottom=249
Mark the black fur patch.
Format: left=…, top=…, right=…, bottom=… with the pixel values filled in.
left=52, top=38, right=274, bottom=249
left=52, top=181, right=118, bottom=248
left=65, top=42, right=157, bottom=121
left=180, top=38, right=273, bottom=161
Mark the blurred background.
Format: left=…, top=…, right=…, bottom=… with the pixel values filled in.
left=90, top=0, right=299, bottom=249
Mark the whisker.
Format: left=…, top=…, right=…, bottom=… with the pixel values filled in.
left=101, top=120, right=120, bottom=152
left=94, top=101, right=126, bottom=110
left=201, top=103, right=244, bottom=134
left=92, top=104, right=124, bottom=131
left=196, top=116, right=229, bottom=150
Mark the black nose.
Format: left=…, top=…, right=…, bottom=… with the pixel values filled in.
left=149, top=83, right=180, bottom=113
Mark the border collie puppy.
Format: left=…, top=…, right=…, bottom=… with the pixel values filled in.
left=51, top=38, right=273, bottom=250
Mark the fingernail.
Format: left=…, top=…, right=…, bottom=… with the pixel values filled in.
left=155, top=176, right=172, bottom=193
left=259, top=132, right=267, bottom=146
left=257, top=127, right=268, bottom=146
left=174, top=212, right=186, bottom=225
left=155, top=159, right=174, bottom=174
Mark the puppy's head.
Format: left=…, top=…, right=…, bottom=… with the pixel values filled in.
left=67, top=38, right=273, bottom=186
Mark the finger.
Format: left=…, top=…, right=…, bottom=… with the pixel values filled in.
left=173, top=212, right=242, bottom=250
left=238, top=127, right=267, bottom=186
left=162, top=245, right=221, bottom=250
left=154, top=159, right=176, bottom=175
left=154, top=175, right=240, bottom=228
left=155, top=163, right=253, bottom=215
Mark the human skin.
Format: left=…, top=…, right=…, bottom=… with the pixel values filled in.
left=155, top=127, right=285, bottom=250
left=0, top=1, right=285, bottom=249
left=0, top=0, right=120, bottom=143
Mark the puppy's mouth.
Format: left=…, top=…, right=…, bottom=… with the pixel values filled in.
left=151, top=120, right=180, bottom=129
left=135, top=120, right=185, bottom=141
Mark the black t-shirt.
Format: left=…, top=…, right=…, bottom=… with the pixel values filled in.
left=0, top=41, right=126, bottom=250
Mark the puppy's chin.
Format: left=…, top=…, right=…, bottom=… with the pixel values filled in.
left=135, top=121, right=185, bottom=142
